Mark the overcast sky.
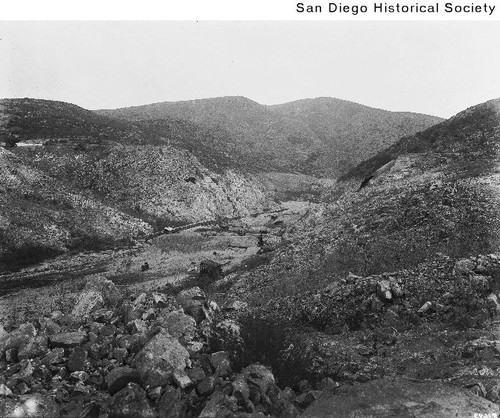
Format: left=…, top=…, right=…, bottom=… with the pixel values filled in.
left=1, top=21, right=499, bottom=118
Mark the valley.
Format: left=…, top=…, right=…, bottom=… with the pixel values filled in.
left=1, top=96, right=500, bottom=417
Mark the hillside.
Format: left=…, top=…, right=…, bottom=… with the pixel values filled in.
left=207, top=97, right=500, bottom=414
left=0, top=147, right=151, bottom=271
left=233, top=98, right=500, bottom=304
left=270, top=97, right=443, bottom=176
left=98, top=96, right=442, bottom=178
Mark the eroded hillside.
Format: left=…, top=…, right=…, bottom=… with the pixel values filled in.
left=0, top=147, right=151, bottom=271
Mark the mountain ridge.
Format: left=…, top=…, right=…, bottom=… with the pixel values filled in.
left=97, top=95, right=443, bottom=177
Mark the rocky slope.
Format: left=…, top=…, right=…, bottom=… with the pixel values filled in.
left=202, top=97, right=500, bottom=414
left=0, top=147, right=151, bottom=272
left=0, top=99, right=276, bottom=270
left=98, top=96, right=442, bottom=178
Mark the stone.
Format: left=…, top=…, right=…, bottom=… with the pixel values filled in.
left=70, top=370, right=89, bottom=382
left=0, top=383, right=13, bottom=396
left=113, top=347, right=128, bottom=363
left=158, top=386, right=186, bottom=418
left=126, top=319, right=148, bottom=335
left=232, top=374, right=251, bottom=406
left=453, top=258, right=476, bottom=275
left=177, top=287, right=209, bottom=323
left=132, top=331, right=190, bottom=387
left=243, top=363, right=276, bottom=404
left=173, top=369, right=192, bottom=389
left=99, top=324, right=117, bottom=337
left=0, top=393, right=60, bottom=417
left=199, top=392, right=227, bottom=417
left=68, top=346, right=88, bottom=372
left=91, top=309, right=114, bottom=323
left=390, top=282, right=404, bottom=298
left=109, top=382, right=155, bottom=418
left=152, top=292, right=169, bottom=308
left=85, top=276, right=122, bottom=307
left=17, top=335, right=48, bottom=360
left=49, top=332, right=86, bottom=348
left=5, top=349, right=17, bottom=363
left=159, top=311, right=197, bottom=341
left=418, top=301, right=434, bottom=314
left=38, top=318, right=61, bottom=335
left=197, top=376, right=216, bottom=396
left=186, top=367, right=206, bottom=383
left=295, top=390, right=323, bottom=409
left=0, top=323, right=37, bottom=357
left=222, top=300, right=248, bottom=311
left=71, top=290, right=105, bottom=321
left=211, top=351, right=232, bottom=377
left=215, top=319, right=241, bottom=340
left=147, top=386, right=163, bottom=402
left=376, top=280, right=392, bottom=301
left=142, top=308, right=156, bottom=321
left=487, top=293, right=500, bottom=313
left=107, top=367, right=143, bottom=395
left=303, top=377, right=500, bottom=418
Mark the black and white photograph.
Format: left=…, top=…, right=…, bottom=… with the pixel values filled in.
left=1, top=17, right=500, bottom=417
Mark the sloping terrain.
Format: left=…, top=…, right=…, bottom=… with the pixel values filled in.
left=98, top=96, right=442, bottom=177
left=0, top=147, right=151, bottom=271
left=232, top=98, right=500, bottom=304
left=201, top=98, right=500, bottom=413
left=269, top=97, right=443, bottom=176
left=0, top=98, right=274, bottom=223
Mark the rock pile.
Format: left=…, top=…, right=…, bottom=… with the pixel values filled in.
left=0, top=277, right=308, bottom=417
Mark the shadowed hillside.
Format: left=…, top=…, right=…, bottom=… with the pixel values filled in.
left=0, top=147, right=151, bottom=271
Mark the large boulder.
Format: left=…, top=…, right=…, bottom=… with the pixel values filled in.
left=177, top=287, right=209, bottom=323
left=107, top=367, right=143, bottom=395
left=303, top=377, right=500, bottom=417
left=0, top=323, right=37, bottom=357
left=109, top=383, right=155, bottom=418
left=242, top=363, right=276, bottom=405
left=158, top=385, right=186, bottom=418
left=158, top=310, right=197, bottom=341
left=71, top=276, right=121, bottom=320
left=132, top=331, right=190, bottom=387
left=49, top=332, right=86, bottom=348
left=0, top=393, right=60, bottom=417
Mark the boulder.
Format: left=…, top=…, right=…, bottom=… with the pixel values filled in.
left=107, top=367, right=143, bottom=395
left=126, top=319, right=148, bottom=335
left=232, top=374, right=251, bottom=406
left=197, top=376, right=216, bottom=397
left=49, top=332, right=86, bottom=348
left=17, top=335, right=48, bottom=361
left=0, top=393, right=60, bottom=417
left=177, top=287, right=209, bottom=323
left=42, top=347, right=65, bottom=366
left=71, top=276, right=121, bottom=320
left=302, top=377, right=500, bottom=418
left=109, top=383, right=155, bottom=418
left=211, top=351, right=232, bottom=377
left=159, top=311, right=197, bottom=341
left=0, top=323, right=37, bottom=357
left=67, top=346, right=88, bottom=372
left=242, top=363, right=276, bottom=404
left=453, top=258, right=476, bottom=275
left=158, top=385, right=186, bottom=418
left=132, top=331, right=190, bottom=387
left=173, top=369, right=192, bottom=389
left=376, top=280, right=392, bottom=301
left=71, top=290, right=105, bottom=321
